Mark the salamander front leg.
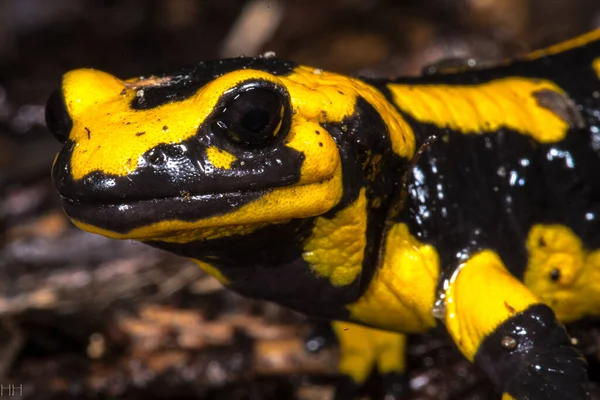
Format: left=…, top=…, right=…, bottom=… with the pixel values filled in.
left=440, top=250, right=589, bottom=399
left=332, top=321, right=408, bottom=400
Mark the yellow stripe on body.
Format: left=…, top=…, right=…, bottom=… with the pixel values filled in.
left=525, top=29, right=600, bottom=60
left=387, top=78, right=571, bottom=143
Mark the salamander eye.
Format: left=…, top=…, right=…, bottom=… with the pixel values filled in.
left=215, top=87, right=285, bottom=146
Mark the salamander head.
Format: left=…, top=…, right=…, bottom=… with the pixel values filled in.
left=46, top=58, right=352, bottom=241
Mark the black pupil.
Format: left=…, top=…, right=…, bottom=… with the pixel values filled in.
left=217, top=87, right=283, bottom=146
left=241, top=108, right=271, bottom=133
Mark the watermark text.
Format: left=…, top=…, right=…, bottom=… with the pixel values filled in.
left=0, top=385, right=22, bottom=397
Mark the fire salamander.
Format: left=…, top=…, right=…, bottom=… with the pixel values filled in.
left=45, top=30, right=600, bottom=399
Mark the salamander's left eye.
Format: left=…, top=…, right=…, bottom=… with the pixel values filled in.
left=215, top=87, right=285, bottom=146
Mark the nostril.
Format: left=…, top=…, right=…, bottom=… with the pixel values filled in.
left=148, top=149, right=167, bottom=165
left=147, top=145, right=186, bottom=166
left=45, top=89, right=72, bottom=143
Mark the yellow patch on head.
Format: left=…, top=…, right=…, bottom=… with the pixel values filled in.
left=524, top=224, right=600, bottom=322
left=387, top=78, right=571, bottom=143
left=286, top=66, right=415, bottom=159
left=205, top=146, right=237, bottom=169
left=303, top=188, right=367, bottom=287
left=347, top=223, right=439, bottom=333
left=63, top=68, right=215, bottom=180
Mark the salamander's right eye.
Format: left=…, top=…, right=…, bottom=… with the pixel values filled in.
left=45, top=89, right=73, bottom=144
left=214, top=87, right=286, bottom=147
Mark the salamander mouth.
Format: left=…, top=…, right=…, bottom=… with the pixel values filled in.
left=60, top=188, right=268, bottom=235
left=56, top=144, right=343, bottom=240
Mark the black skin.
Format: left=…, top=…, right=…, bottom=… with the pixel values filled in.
left=475, top=305, right=589, bottom=399
left=131, top=57, right=297, bottom=110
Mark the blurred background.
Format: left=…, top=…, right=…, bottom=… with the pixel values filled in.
left=1, top=0, right=600, bottom=399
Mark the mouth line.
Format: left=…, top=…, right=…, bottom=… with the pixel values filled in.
left=57, top=168, right=341, bottom=237
left=57, top=174, right=336, bottom=208
left=59, top=186, right=270, bottom=207
left=59, top=187, right=271, bottom=235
